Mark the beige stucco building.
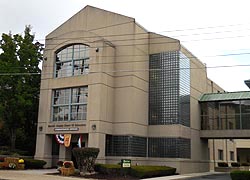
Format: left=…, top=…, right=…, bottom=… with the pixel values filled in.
left=35, top=6, right=237, bottom=174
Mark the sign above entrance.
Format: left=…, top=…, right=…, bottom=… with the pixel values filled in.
left=48, top=123, right=86, bottom=132
left=54, top=127, right=79, bottom=131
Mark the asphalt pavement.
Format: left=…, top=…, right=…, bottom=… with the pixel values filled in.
left=184, top=173, right=231, bottom=180
left=0, top=169, right=231, bottom=180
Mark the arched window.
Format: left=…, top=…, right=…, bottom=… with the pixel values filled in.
left=55, top=44, right=89, bottom=78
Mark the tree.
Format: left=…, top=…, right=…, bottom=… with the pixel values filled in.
left=0, top=26, right=43, bottom=151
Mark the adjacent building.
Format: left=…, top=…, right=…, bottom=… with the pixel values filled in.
left=35, top=6, right=237, bottom=173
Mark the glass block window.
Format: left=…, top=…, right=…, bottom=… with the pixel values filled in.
left=105, top=135, right=147, bottom=157
left=149, top=51, right=190, bottom=126
left=179, top=53, right=190, bottom=126
left=148, top=137, right=191, bottom=158
left=55, top=44, right=89, bottom=78
left=52, top=87, right=88, bottom=121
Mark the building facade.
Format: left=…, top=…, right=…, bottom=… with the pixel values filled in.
left=35, top=6, right=231, bottom=174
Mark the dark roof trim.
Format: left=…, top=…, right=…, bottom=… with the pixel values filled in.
left=199, top=91, right=250, bottom=102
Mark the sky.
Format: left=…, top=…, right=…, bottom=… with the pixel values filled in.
left=1, top=0, right=250, bottom=92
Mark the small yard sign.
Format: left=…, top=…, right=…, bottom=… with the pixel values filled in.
left=121, top=159, right=131, bottom=168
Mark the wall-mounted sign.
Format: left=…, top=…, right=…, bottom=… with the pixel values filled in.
left=48, top=123, right=86, bottom=132
left=54, top=127, right=79, bottom=131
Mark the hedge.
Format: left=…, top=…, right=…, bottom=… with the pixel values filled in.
left=94, top=164, right=176, bottom=178
left=241, top=162, right=250, bottom=166
left=23, top=159, right=46, bottom=169
left=130, top=165, right=176, bottom=178
left=231, top=170, right=250, bottom=180
left=218, top=162, right=228, bottom=167
left=95, top=164, right=127, bottom=175
left=231, top=162, right=240, bottom=167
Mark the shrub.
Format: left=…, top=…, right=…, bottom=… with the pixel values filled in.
left=231, top=170, right=250, bottom=180
left=94, top=164, right=176, bottom=178
left=24, top=159, right=46, bottom=169
left=130, top=165, right=176, bottom=178
left=94, top=164, right=123, bottom=175
left=57, top=160, right=63, bottom=167
left=72, top=147, right=99, bottom=173
left=218, top=162, right=228, bottom=167
left=241, top=162, right=250, bottom=166
left=231, top=162, right=240, bottom=167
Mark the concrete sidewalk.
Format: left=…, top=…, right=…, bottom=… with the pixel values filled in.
left=0, top=169, right=79, bottom=180
left=143, top=171, right=227, bottom=180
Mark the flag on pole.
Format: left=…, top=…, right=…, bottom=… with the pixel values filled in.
left=78, top=135, right=82, bottom=148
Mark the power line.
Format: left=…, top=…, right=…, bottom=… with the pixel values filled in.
left=0, top=64, right=250, bottom=76
left=168, top=28, right=250, bottom=38
left=159, top=22, right=250, bottom=33
left=37, top=22, right=250, bottom=41
left=43, top=33, right=250, bottom=50
left=3, top=51, right=250, bottom=70
left=46, top=20, right=135, bottom=41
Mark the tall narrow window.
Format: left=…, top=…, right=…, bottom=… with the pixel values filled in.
left=218, top=149, right=223, bottom=160
left=230, top=151, right=234, bottom=161
left=55, top=44, right=89, bottom=78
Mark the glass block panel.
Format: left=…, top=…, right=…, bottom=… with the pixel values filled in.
left=105, top=135, right=147, bottom=157
left=148, top=137, right=191, bottom=158
left=149, top=51, right=190, bottom=126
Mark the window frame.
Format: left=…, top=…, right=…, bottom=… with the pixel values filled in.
left=52, top=86, right=88, bottom=122
left=54, top=44, right=90, bottom=78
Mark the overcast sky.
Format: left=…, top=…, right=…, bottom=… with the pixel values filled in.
left=1, top=0, right=250, bottom=92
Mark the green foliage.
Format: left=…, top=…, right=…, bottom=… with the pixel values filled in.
left=241, top=162, right=250, bottom=166
left=72, top=147, right=99, bottom=173
left=230, top=170, right=250, bottom=180
left=23, top=158, right=46, bottom=169
left=94, top=164, right=176, bottom=178
left=130, top=165, right=176, bottom=178
left=94, top=164, right=122, bottom=175
left=0, top=25, right=43, bottom=152
left=218, top=162, right=228, bottom=167
left=231, top=162, right=240, bottom=167
left=0, top=146, right=29, bottom=156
